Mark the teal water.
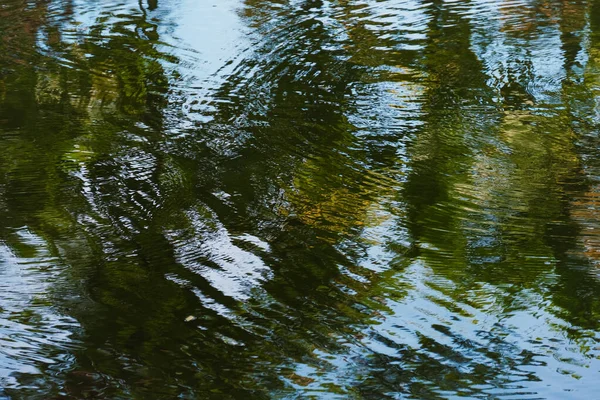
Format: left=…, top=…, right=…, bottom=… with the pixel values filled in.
left=0, top=0, right=600, bottom=398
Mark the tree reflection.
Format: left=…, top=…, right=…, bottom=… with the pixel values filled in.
left=0, top=0, right=599, bottom=398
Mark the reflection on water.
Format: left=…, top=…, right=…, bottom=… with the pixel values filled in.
left=0, top=0, right=600, bottom=398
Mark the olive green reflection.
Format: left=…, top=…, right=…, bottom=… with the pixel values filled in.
left=0, top=0, right=599, bottom=398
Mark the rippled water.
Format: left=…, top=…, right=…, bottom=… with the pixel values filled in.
left=0, top=0, right=600, bottom=398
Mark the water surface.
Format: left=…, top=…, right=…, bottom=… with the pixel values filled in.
left=0, top=0, right=600, bottom=398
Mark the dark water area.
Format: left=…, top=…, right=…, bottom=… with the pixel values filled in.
left=0, top=0, right=599, bottom=398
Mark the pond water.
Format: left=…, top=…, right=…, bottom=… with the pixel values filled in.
left=0, top=0, right=599, bottom=398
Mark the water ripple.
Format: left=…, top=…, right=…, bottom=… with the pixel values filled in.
left=0, top=0, right=599, bottom=397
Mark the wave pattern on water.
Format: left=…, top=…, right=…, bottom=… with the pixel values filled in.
left=0, top=0, right=600, bottom=398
